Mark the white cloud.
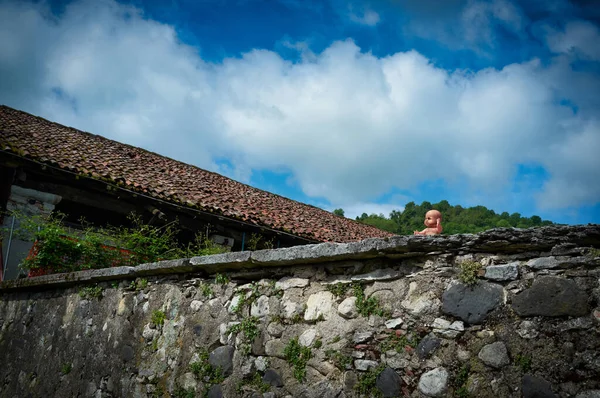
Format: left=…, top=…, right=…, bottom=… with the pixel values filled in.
left=545, top=20, right=600, bottom=60
left=0, top=0, right=599, bottom=213
left=348, top=8, right=380, bottom=26
left=461, top=0, right=524, bottom=46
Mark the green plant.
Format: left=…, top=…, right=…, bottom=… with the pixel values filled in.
left=231, top=293, right=248, bottom=315
left=515, top=354, right=532, bottom=372
left=458, top=260, right=482, bottom=285
left=379, top=331, right=419, bottom=353
left=353, top=284, right=388, bottom=317
left=231, top=282, right=261, bottom=314
left=314, top=338, right=322, bottom=349
left=588, top=247, right=600, bottom=258
left=214, top=273, right=230, bottom=285
left=237, top=373, right=271, bottom=394
left=262, top=237, right=275, bottom=250
left=190, top=348, right=224, bottom=392
left=61, top=363, right=72, bottom=375
left=331, top=335, right=341, bottom=344
left=326, top=282, right=352, bottom=298
left=246, top=233, right=263, bottom=251
left=245, top=233, right=276, bottom=251
left=151, top=384, right=165, bottom=398
left=355, top=364, right=385, bottom=397
left=172, top=385, right=195, bottom=398
left=324, top=349, right=352, bottom=370
left=453, top=364, right=470, bottom=398
left=130, top=278, right=148, bottom=291
left=227, top=317, right=260, bottom=356
left=200, top=283, right=213, bottom=298
left=284, top=337, right=313, bottom=382
left=152, top=310, right=166, bottom=326
left=6, top=210, right=228, bottom=276
left=268, top=280, right=284, bottom=298
left=151, top=338, right=159, bottom=352
left=78, top=285, right=103, bottom=300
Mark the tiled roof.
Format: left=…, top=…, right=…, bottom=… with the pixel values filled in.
left=0, top=105, right=395, bottom=242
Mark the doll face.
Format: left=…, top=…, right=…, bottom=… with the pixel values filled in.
left=424, top=210, right=441, bottom=227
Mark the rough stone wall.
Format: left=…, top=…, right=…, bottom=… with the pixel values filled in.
left=0, top=225, right=600, bottom=398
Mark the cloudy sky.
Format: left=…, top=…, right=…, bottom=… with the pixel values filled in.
left=1, top=0, right=599, bottom=225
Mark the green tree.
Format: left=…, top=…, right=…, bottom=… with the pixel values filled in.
left=333, top=208, right=345, bottom=217
left=354, top=200, right=554, bottom=235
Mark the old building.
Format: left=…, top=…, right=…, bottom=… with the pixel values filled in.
left=0, top=105, right=393, bottom=280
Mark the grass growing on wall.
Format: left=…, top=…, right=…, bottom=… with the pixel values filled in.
left=4, top=210, right=228, bottom=275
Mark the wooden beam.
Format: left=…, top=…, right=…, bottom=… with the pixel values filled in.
left=18, top=180, right=139, bottom=216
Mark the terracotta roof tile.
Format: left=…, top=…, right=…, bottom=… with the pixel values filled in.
left=0, top=105, right=395, bottom=243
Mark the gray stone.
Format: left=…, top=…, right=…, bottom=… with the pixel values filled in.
left=219, top=322, right=238, bottom=345
left=551, top=243, right=583, bottom=256
left=527, top=256, right=561, bottom=269
left=251, top=295, right=270, bottom=318
left=517, top=321, right=539, bottom=339
left=208, top=346, right=235, bottom=376
left=418, top=367, right=449, bottom=397
left=355, top=360, right=379, bottom=371
left=121, top=345, right=134, bottom=362
left=282, top=300, right=303, bottom=318
left=305, top=291, right=335, bottom=321
left=522, top=374, right=557, bottom=398
left=352, top=331, right=373, bottom=344
left=299, top=329, right=318, bottom=347
left=263, top=369, right=283, bottom=387
left=558, top=317, right=594, bottom=332
left=207, top=384, right=223, bottom=398
left=338, top=297, right=358, bottom=319
left=267, top=322, right=284, bottom=337
left=512, top=276, right=589, bottom=317
left=142, top=323, right=158, bottom=340
left=265, top=340, right=286, bottom=358
left=478, top=342, right=510, bottom=368
left=402, top=282, right=440, bottom=315
left=275, top=277, right=310, bottom=290
left=263, top=393, right=276, bottom=398
left=384, top=317, right=403, bottom=329
left=385, top=356, right=409, bottom=369
left=189, top=300, right=202, bottom=312
left=240, top=358, right=254, bottom=378
left=193, top=324, right=202, bottom=336
left=576, top=391, right=600, bottom=398
left=484, top=262, right=519, bottom=281
left=457, top=348, right=471, bottom=362
left=417, top=336, right=441, bottom=359
left=227, top=295, right=242, bottom=314
left=376, top=367, right=401, bottom=398
left=432, top=318, right=464, bottom=338
left=255, top=356, right=268, bottom=372
left=350, top=269, right=402, bottom=282
left=344, top=371, right=358, bottom=392
left=442, top=282, right=503, bottom=324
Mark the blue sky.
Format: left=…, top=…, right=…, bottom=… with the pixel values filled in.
left=1, top=0, right=600, bottom=225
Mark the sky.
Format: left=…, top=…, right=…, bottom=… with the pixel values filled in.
left=1, top=0, right=599, bottom=225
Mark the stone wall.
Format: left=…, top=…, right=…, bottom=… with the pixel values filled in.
left=0, top=225, right=599, bottom=398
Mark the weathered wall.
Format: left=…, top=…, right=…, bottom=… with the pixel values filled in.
left=1, top=225, right=600, bottom=398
